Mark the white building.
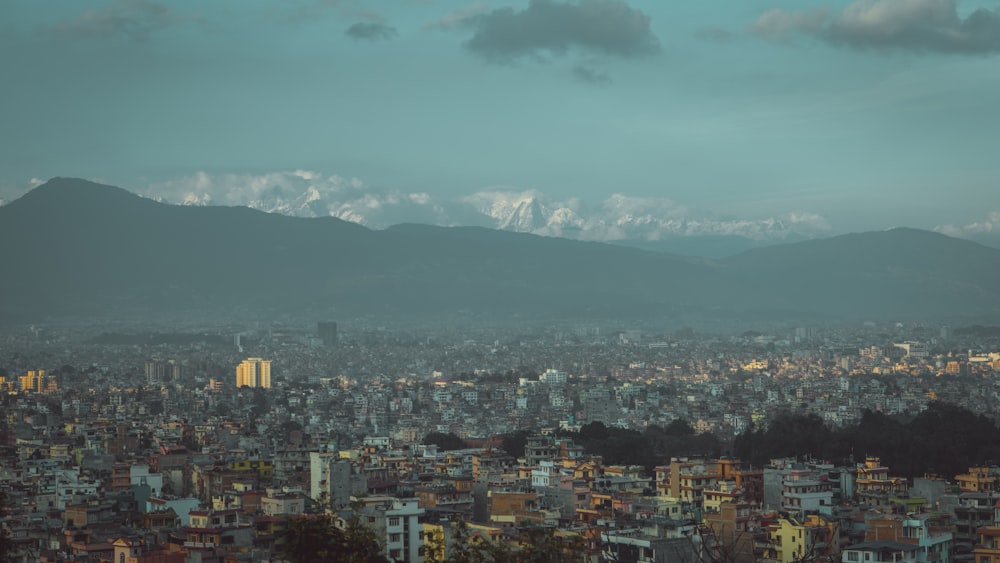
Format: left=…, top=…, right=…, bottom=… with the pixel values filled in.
left=350, top=496, right=425, bottom=562
left=539, top=368, right=567, bottom=384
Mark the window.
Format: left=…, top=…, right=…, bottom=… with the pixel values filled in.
left=391, top=533, right=402, bottom=543
left=390, top=549, right=402, bottom=559
left=848, top=552, right=859, bottom=561
left=389, top=517, right=401, bottom=527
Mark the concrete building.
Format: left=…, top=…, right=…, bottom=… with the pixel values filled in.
left=236, top=357, right=271, bottom=388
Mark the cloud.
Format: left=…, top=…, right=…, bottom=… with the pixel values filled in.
left=345, top=22, right=398, bottom=41
left=137, top=171, right=834, bottom=241
left=572, top=64, right=612, bottom=85
left=751, top=8, right=828, bottom=42
left=423, top=1, right=491, bottom=30
left=463, top=0, right=660, bottom=63
left=751, top=0, right=1000, bottom=54
left=142, top=170, right=452, bottom=227
left=45, top=0, right=202, bottom=42
left=936, top=211, right=1000, bottom=237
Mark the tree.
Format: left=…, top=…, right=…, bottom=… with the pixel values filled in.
left=280, top=512, right=389, bottom=563
left=0, top=492, right=18, bottom=563
left=518, top=527, right=587, bottom=563
left=281, top=515, right=342, bottom=562
left=424, top=432, right=469, bottom=451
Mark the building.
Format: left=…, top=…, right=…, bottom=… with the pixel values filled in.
left=856, top=457, right=908, bottom=506
left=974, top=526, right=1000, bottom=563
left=865, top=513, right=952, bottom=563
left=19, top=369, right=46, bottom=392
left=843, top=541, right=920, bottom=563
left=236, top=357, right=272, bottom=388
left=955, top=467, right=1000, bottom=493
left=894, top=341, right=929, bottom=359
left=767, top=514, right=840, bottom=563
left=539, top=368, right=567, bottom=384
left=318, top=321, right=338, bottom=346
left=348, top=496, right=425, bottom=562
left=145, top=359, right=181, bottom=384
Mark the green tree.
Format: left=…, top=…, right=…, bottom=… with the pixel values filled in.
left=280, top=511, right=389, bottom=563
left=424, top=432, right=469, bottom=451
left=281, top=515, right=342, bottom=562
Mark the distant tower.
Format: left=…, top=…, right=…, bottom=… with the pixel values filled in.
left=318, top=322, right=338, bottom=346
left=236, top=358, right=272, bottom=389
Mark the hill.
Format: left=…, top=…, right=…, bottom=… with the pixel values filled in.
left=1, top=178, right=998, bottom=323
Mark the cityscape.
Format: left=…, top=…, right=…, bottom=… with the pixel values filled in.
left=3, top=319, right=1000, bottom=561
left=3, top=0, right=1000, bottom=562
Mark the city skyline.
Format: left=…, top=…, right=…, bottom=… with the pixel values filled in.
left=2, top=0, right=999, bottom=239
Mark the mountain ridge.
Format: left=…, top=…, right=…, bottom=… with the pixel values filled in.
left=2, top=178, right=999, bottom=323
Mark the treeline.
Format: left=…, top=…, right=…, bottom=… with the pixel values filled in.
left=500, top=420, right=723, bottom=472
left=733, top=402, right=1000, bottom=479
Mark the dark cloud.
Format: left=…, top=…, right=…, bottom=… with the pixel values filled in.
left=44, top=0, right=201, bottom=42
left=751, top=0, right=1000, bottom=54
left=572, top=64, right=611, bottom=86
left=463, top=0, right=660, bottom=63
left=345, top=22, right=398, bottom=41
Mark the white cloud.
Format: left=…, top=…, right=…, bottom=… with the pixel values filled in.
left=132, top=171, right=836, bottom=242
left=751, top=8, right=828, bottom=42
left=785, top=211, right=832, bottom=231
left=936, top=211, right=1000, bottom=237
left=751, top=0, right=1000, bottom=54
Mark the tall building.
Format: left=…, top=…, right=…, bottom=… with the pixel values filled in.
left=19, top=370, right=46, bottom=392
left=318, top=321, right=338, bottom=346
left=236, top=358, right=272, bottom=389
left=145, top=359, right=181, bottom=384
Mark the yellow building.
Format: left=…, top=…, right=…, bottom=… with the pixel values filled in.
left=423, top=521, right=504, bottom=561
left=236, top=358, right=271, bottom=388
left=955, top=467, right=1000, bottom=493
left=976, top=527, right=1000, bottom=563
left=856, top=456, right=908, bottom=505
left=767, top=514, right=839, bottom=563
left=19, top=369, right=46, bottom=392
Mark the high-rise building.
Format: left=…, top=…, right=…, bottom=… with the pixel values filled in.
left=145, top=359, right=182, bottom=384
left=236, top=358, right=272, bottom=389
left=19, top=370, right=45, bottom=392
left=318, top=321, right=338, bottom=346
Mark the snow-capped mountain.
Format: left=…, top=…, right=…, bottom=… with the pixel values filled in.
left=128, top=171, right=833, bottom=249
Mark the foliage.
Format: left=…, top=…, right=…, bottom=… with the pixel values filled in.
left=0, top=492, right=18, bottom=563
left=565, top=420, right=722, bottom=472
left=281, top=513, right=388, bottom=563
left=733, top=402, right=1000, bottom=479
left=424, top=432, right=469, bottom=451
left=425, top=522, right=586, bottom=563
left=501, top=430, right=532, bottom=458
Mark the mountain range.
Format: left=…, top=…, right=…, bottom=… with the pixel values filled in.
left=139, top=174, right=834, bottom=258
left=2, top=178, right=999, bottom=324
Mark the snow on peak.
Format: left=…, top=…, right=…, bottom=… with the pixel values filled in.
left=139, top=171, right=831, bottom=243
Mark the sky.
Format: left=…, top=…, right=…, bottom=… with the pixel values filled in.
left=1, top=0, right=999, bottom=237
